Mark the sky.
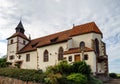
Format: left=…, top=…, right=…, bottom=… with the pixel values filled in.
left=0, top=0, right=120, bottom=73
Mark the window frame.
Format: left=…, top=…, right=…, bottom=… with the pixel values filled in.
left=58, top=47, right=64, bottom=61
left=95, top=38, right=100, bottom=56
left=26, top=54, right=30, bottom=62
left=84, top=54, right=88, bottom=60
left=80, top=41, right=85, bottom=50
left=43, top=50, right=49, bottom=62
left=18, top=55, right=21, bottom=59
left=68, top=56, right=72, bottom=62
left=10, top=39, right=13, bottom=44
left=9, top=55, right=14, bottom=60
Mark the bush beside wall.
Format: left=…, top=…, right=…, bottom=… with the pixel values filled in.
left=0, top=68, right=45, bottom=83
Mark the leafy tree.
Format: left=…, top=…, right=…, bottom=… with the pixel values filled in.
left=0, top=58, right=11, bottom=68
left=109, top=73, right=117, bottom=78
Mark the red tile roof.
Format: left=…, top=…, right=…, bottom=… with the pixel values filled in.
left=71, top=22, right=102, bottom=36
left=7, top=32, right=30, bottom=41
left=64, top=47, right=94, bottom=55
left=18, top=22, right=102, bottom=53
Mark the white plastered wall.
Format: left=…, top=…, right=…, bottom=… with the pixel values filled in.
left=7, top=37, right=17, bottom=62
left=72, top=33, right=93, bottom=48
left=37, top=42, right=67, bottom=71
left=7, top=36, right=29, bottom=63
left=20, top=51, right=37, bottom=69
left=18, top=37, right=29, bottom=51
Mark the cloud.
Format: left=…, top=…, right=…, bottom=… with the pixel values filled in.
left=0, top=41, right=7, bottom=57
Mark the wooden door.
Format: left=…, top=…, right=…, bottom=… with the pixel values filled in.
left=74, top=54, right=81, bottom=62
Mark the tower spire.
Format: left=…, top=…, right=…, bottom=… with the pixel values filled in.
left=15, top=20, right=25, bottom=34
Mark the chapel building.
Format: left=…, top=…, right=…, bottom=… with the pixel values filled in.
left=7, top=21, right=108, bottom=79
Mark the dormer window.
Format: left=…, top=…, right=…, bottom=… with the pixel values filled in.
left=31, top=42, right=39, bottom=48
left=10, top=39, right=13, bottom=44
left=50, top=37, right=58, bottom=43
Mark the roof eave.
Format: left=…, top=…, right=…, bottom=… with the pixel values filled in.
left=64, top=50, right=95, bottom=55
left=17, top=49, right=37, bottom=54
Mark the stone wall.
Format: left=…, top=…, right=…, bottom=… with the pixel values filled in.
left=0, top=76, right=41, bottom=84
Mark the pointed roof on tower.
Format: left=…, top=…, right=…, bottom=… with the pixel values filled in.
left=15, top=20, right=25, bottom=34
left=16, top=20, right=24, bottom=29
left=7, top=21, right=30, bottom=41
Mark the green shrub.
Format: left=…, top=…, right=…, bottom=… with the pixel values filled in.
left=67, top=73, right=88, bottom=84
left=0, top=68, right=46, bottom=83
left=46, top=60, right=72, bottom=75
left=117, top=74, right=120, bottom=78
left=72, top=61, right=91, bottom=79
left=88, top=76, right=103, bottom=84
left=57, top=76, right=69, bottom=84
left=15, top=63, right=20, bottom=68
left=57, top=60, right=72, bottom=74
left=109, top=73, right=117, bottom=78
left=44, top=73, right=59, bottom=84
left=46, top=65, right=59, bottom=74
left=0, top=58, right=11, bottom=68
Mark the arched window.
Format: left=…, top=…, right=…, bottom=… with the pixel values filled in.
left=95, top=39, right=99, bottom=56
left=79, top=41, right=85, bottom=50
left=58, top=47, right=64, bottom=60
left=43, top=50, right=49, bottom=62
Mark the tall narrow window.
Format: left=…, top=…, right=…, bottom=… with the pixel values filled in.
left=10, top=39, right=13, bottom=44
left=80, top=41, right=85, bottom=50
left=84, top=54, right=88, bottom=60
left=18, top=55, right=21, bottom=59
left=58, top=47, right=64, bottom=60
left=26, top=54, right=30, bottom=62
left=95, top=39, right=99, bottom=56
left=43, top=50, right=49, bottom=62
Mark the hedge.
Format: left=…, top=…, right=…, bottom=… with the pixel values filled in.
left=0, top=68, right=46, bottom=83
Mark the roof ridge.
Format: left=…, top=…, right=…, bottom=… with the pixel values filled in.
left=72, top=21, right=95, bottom=28
left=31, top=29, right=71, bottom=41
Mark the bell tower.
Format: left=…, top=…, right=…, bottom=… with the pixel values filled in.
left=7, top=21, right=30, bottom=63
left=15, top=21, right=25, bottom=34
